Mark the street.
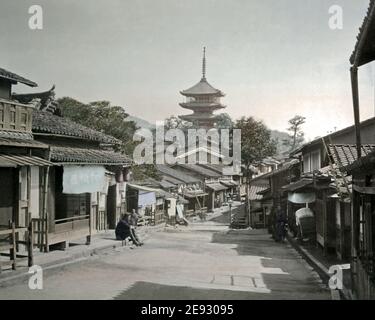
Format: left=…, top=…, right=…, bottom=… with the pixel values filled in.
left=0, top=214, right=330, bottom=300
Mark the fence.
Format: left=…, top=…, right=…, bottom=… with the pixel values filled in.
left=0, top=221, right=33, bottom=273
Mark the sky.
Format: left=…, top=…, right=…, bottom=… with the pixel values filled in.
left=0, top=0, right=374, bottom=140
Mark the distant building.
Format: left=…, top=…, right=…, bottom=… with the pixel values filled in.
left=179, top=47, right=226, bottom=129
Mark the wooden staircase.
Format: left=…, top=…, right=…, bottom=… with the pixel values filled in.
left=230, top=205, right=248, bottom=229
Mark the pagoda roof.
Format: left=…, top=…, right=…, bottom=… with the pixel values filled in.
left=179, top=113, right=219, bottom=121
left=180, top=78, right=224, bottom=97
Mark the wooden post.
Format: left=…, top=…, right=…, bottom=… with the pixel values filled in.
left=10, top=222, right=16, bottom=270
left=350, top=67, right=362, bottom=158
left=43, top=166, right=50, bottom=253
left=28, top=220, right=34, bottom=267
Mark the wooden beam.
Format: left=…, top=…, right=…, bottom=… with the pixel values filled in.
left=353, top=184, right=375, bottom=195
left=350, top=67, right=362, bottom=159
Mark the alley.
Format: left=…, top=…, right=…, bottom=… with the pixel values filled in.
left=0, top=216, right=330, bottom=300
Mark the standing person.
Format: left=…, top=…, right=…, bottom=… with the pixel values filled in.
left=275, top=206, right=287, bottom=242
left=130, top=209, right=143, bottom=246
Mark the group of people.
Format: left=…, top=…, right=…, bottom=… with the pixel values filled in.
left=115, top=209, right=144, bottom=246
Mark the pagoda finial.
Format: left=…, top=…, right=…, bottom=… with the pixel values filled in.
left=202, top=46, right=206, bottom=80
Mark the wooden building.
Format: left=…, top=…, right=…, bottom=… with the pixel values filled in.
left=0, top=67, right=52, bottom=271
left=13, top=87, right=132, bottom=250
left=346, top=0, right=375, bottom=299
left=156, top=164, right=208, bottom=217
left=174, top=164, right=228, bottom=212
left=289, top=125, right=375, bottom=259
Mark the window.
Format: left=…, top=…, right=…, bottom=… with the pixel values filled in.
left=311, top=151, right=321, bottom=171
left=9, top=108, right=16, bottom=129
left=303, top=150, right=321, bottom=173
left=21, top=113, right=27, bottom=124
left=303, top=154, right=311, bottom=173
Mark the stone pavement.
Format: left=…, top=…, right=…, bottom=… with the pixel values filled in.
left=0, top=216, right=330, bottom=300
left=0, top=224, right=162, bottom=287
left=287, top=234, right=352, bottom=300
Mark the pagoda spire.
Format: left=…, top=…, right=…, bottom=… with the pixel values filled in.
left=202, top=46, right=206, bottom=80
left=179, top=47, right=226, bottom=129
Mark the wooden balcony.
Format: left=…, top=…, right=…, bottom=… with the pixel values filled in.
left=0, top=98, right=33, bottom=132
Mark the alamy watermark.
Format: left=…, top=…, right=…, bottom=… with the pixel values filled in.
left=132, top=122, right=242, bottom=174
left=328, top=5, right=343, bottom=30
left=328, top=264, right=350, bottom=290
left=28, top=265, right=43, bottom=290
left=28, top=5, right=43, bottom=30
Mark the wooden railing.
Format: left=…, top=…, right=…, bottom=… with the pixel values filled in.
left=55, top=215, right=90, bottom=233
left=96, top=211, right=107, bottom=231
left=0, top=221, right=33, bottom=273
left=32, top=218, right=47, bottom=252
left=185, top=209, right=195, bottom=217
left=153, top=211, right=165, bottom=225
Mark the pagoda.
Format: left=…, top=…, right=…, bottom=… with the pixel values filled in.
left=179, top=47, right=226, bottom=129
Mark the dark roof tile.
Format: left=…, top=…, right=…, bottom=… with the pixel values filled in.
left=32, top=110, right=120, bottom=144
left=328, top=144, right=375, bottom=167
left=50, top=145, right=132, bottom=165
left=0, top=67, right=37, bottom=87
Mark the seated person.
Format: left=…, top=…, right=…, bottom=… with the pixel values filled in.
left=115, top=213, right=142, bottom=246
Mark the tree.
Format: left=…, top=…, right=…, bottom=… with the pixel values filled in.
left=283, top=115, right=306, bottom=152
left=235, top=116, right=277, bottom=169
left=235, top=116, right=277, bottom=226
left=58, top=97, right=160, bottom=179
left=164, top=113, right=234, bottom=130
left=215, top=113, right=234, bottom=129
left=163, top=115, right=193, bottom=130
left=58, top=98, right=137, bottom=155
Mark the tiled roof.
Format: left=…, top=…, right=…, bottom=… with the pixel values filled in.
left=205, top=182, right=227, bottom=192
left=180, top=78, right=224, bottom=96
left=32, top=110, right=120, bottom=144
left=156, top=165, right=200, bottom=184
left=249, top=185, right=269, bottom=201
left=0, top=67, right=37, bottom=87
left=281, top=178, right=313, bottom=192
left=345, top=149, right=375, bottom=173
left=350, top=0, right=375, bottom=66
left=50, top=146, right=132, bottom=165
left=0, top=130, right=48, bottom=148
left=251, top=159, right=299, bottom=180
left=0, top=154, right=53, bottom=167
left=159, top=179, right=176, bottom=189
left=328, top=144, right=375, bottom=167
left=162, top=175, right=185, bottom=186
left=291, top=117, right=375, bottom=156
left=177, top=164, right=221, bottom=178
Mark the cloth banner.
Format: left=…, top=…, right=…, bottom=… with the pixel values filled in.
left=288, top=192, right=316, bottom=204
left=138, top=191, right=156, bottom=207
left=176, top=204, right=184, bottom=219
left=63, top=165, right=106, bottom=194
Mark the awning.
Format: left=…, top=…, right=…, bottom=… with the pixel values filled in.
left=220, top=180, right=238, bottom=187
left=127, top=183, right=174, bottom=199
left=182, top=190, right=208, bottom=198
left=282, top=179, right=313, bottom=192
left=206, top=183, right=228, bottom=192
left=288, top=192, right=316, bottom=204
left=0, top=154, right=53, bottom=167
